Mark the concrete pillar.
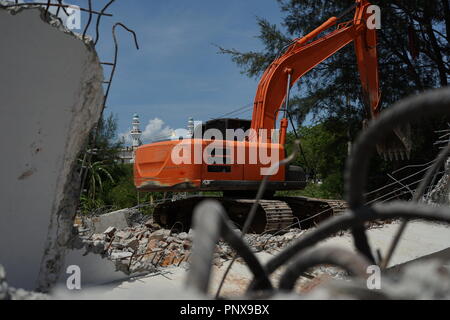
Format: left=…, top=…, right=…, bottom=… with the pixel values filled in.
left=0, top=6, right=104, bottom=291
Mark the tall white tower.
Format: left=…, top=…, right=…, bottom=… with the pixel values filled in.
left=130, top=113, right=142, bottom=148
left=187, top=117, right=194, bottom=138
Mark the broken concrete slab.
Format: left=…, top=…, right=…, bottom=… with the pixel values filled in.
left=59, top=249, right=130, bottom=290
left=122, top=239, right=140, bottom=251
left=319, top=220, right=450, bottom=268
left=149, top=230, right=171, bottom=241
left=52, top=268, right=205, bottom=300
left=0, top=6, right=104, bottom=291
left=91, top=208, right=140, bottom=234
left=111, top=252, right=133, bottom=260
left=90, top=208, right=142, bottom=233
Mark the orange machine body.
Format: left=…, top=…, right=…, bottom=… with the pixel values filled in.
left=135, top=138, right=287, bottom=192
left=134, top=0, right=379, bottom=192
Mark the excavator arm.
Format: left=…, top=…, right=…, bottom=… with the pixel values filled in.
left=251, top=0, right=411, bottom=160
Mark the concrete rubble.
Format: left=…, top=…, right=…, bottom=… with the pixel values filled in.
left=87, top=207, right=146, bottom=234
left=76, top=211, right=309, bottom=274
left=1, top=207, right=450, bottom=300
left=47, top=214, right=450, bottom=300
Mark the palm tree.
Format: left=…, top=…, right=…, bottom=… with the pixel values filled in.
left=80, top=160, right=115, bottom=200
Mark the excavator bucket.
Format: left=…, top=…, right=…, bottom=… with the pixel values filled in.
left=376, top=124, right=412, bottom=161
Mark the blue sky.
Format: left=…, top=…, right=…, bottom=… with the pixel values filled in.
left=66, top=0, right=286, bottom=143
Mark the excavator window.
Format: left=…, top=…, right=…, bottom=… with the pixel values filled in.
left=195, top=118, right=251, bottom=141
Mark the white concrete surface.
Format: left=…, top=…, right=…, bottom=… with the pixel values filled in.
left=319, top=220, right=450, bottom=268
left=53, top=266, right=203, bottom=300
left=0, top=7, right=104, bottom=291
left=58, top=250, right=125, bottom=289
left=51, top=220, right=450, bottom=299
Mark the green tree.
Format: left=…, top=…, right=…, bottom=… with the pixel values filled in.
left=102, top=164, right=140, bottom=209
left=84, top=160, right=115, bottom=200
left=91, top=113, right=124, bottom=163
left=100, top=163, right=168, bottom=213
left=79, top=120, right=167, bottom=213
left=284, top=120, right=348, bottom=198
left=219, top=0, right=449, bottom=126
left=220, top=0, right=449, bottom=196
left=79, top=113, right=127, bottom=213
left=78, top=159, right=115, bottom=213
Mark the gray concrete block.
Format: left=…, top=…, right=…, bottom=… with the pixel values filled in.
left=91, top=209, right=133, bottom=234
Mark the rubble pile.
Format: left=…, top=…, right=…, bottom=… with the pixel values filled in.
left=77, top=211, right=312, bottom=274
left=243, top=230, right=307, bottom=253
left=75, top=205, right=394, bottom=277
left=78, top=217, right=194, bottom=274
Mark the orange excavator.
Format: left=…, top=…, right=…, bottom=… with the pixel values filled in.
left=134, top=0, right=411, bottom=233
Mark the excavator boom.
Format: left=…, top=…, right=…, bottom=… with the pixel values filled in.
left=251, top=0, right=411, bottom=159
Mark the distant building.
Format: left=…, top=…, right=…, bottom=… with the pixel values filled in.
left=118, top=116, right=198, bottom=164
left=118, top=114, right=142, bottom=164
left=130, top=113, right=142, bottom=148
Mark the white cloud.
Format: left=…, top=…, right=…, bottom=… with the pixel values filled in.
left=120, top=118, right=174, bottom=145
left=142, top=118, right=174, bottom=142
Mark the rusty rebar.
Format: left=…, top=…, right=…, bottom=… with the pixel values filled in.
left=79, top=23, right=139, bottom=199
left=82, top=0, right=93, bottom=40
left=1, top=2, right=113, bottom=16
left=94, top=0, right=116, bottom=45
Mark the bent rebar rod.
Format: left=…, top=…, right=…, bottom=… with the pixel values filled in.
left=278, top=247, right=371, bottom=291
left=186, top=200, right=272, bottom=295
left=250, top=201, right=450, bottom=290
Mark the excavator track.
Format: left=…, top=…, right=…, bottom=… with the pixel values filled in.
left=261, top=200, right=295, bottom=233
left=321, top=199, right=349, bottom=216
left=234, top=199, right=294, bottom=233
left=152, top=196, right=348, bottom=234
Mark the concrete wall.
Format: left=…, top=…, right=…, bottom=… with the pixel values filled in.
left=0, top=6, right=104, bottom=291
